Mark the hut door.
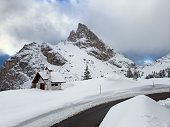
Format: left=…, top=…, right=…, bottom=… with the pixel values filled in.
left=40, top=83, right=45, bottom=90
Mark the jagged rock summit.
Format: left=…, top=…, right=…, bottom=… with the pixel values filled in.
left=0, top=23, right=135, bottom=91
left=68, top=23, right=114, bottom=61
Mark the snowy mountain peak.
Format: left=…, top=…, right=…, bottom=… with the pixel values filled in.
left=67, top=23, right=95, bottom=42
left=68, top=23, right=114, bottom=61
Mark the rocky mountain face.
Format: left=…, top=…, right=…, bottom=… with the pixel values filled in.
left=0, top=42, right=66, bottom=91
left=68, top=23, right=136, bottom=69
left=41, top=43, right=67, bottom=66
left=0, top=23, right=136, bottom=91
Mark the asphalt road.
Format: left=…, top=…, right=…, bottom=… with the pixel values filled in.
left=52, top=92, right=170, bottom=127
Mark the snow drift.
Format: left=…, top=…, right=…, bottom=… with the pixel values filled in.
left=100, top=95, right=170, bottom=127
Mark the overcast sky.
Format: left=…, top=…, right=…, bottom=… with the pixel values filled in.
left=0, top=0, right=170, bottom=65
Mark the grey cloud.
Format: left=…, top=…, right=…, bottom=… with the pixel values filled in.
left=0, top=0, right=80, bottom=53
left=1, top=0, right=170, bottom=64
left=84, top=0, right=170, bottom=55
left=0, top=0, right=31, bottom=22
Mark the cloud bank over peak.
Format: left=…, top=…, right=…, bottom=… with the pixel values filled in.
left=85, top=0, right=170, bottom=55
left=1, top=0, right=170, bottom=65
left=0, top=0, right=84, bottom=55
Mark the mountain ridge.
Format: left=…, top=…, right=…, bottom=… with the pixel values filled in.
left=1, top=23, right=170, bottom=90
left=0, top=23, right=136, bottom=91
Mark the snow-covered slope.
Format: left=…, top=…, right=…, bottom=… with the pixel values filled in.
left=100, top=95, right=170, bottom=127
left=0, top=23, right=136, bottom=90
left=0, top=77, right=169, bottom=127
left=142, top=53, right=170, bottom=78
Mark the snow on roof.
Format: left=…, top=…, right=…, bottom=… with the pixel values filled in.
left=100, top=95, right=170, bottom=127
left=51, top=72, right=65, bottom=83
left=39, top=71, right=65, bottom=83
left=45, top=67, right=53, bottom=71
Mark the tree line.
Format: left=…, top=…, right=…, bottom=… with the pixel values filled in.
left=126, top=68, right=142, bottom=80
left=83, top=65, right=170, bottom=81
left=145, top=68, right=170, bottom=79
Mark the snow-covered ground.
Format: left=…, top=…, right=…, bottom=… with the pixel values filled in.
left=100, top=95, right=170, bottom=127
left=0, top=76, right=170, bottom=127
left=158, top=97, right=170, bottom=110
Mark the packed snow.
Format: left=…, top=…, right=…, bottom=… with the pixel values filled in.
left=0, top=76, right=170, bottom=127
left=100, top=95, right=170, bottom=127
left=158, top=97, right=170, bottom=110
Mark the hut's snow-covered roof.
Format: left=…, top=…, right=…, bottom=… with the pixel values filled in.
left=39, top=71, right=65, bottom=83
left=45, top=67, right=53, bottom=71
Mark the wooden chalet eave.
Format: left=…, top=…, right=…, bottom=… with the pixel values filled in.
left=32, top=72, right=48, bottom=86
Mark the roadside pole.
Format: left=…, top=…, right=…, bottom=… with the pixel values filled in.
left=100, top=85, right=101, bottom=95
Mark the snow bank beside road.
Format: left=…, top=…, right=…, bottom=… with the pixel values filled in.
left=100, top=95, right=170, bottom=127
left=158, top=98, right=170, bottom=110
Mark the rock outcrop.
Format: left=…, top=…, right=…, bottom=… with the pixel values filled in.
left=68, top=23, right=114, bottom=61
left=41, top=43, right=67, bottom=66
left=0, top=42, right=67, bottom=91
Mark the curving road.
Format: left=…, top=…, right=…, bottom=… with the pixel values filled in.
left=52, top=92, right=170, bottom=127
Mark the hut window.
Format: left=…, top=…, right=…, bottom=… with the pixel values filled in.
left=52, top=84, right=58, bottom=86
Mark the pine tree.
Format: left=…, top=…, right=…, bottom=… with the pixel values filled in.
left=133, top=69, right=138, bottom=80
left=162, top=69, right=166, bottom=78
left=159, top=70, right=162, bottom=78
left=138, top=71, right=141, bottom=78
left=83, top=65, right=91, bottom=80
left=126, top=68, right=133, bottom=78
left=168, top=68, right=170, bottom=78
left=153, top=71, right=156, bottom=78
